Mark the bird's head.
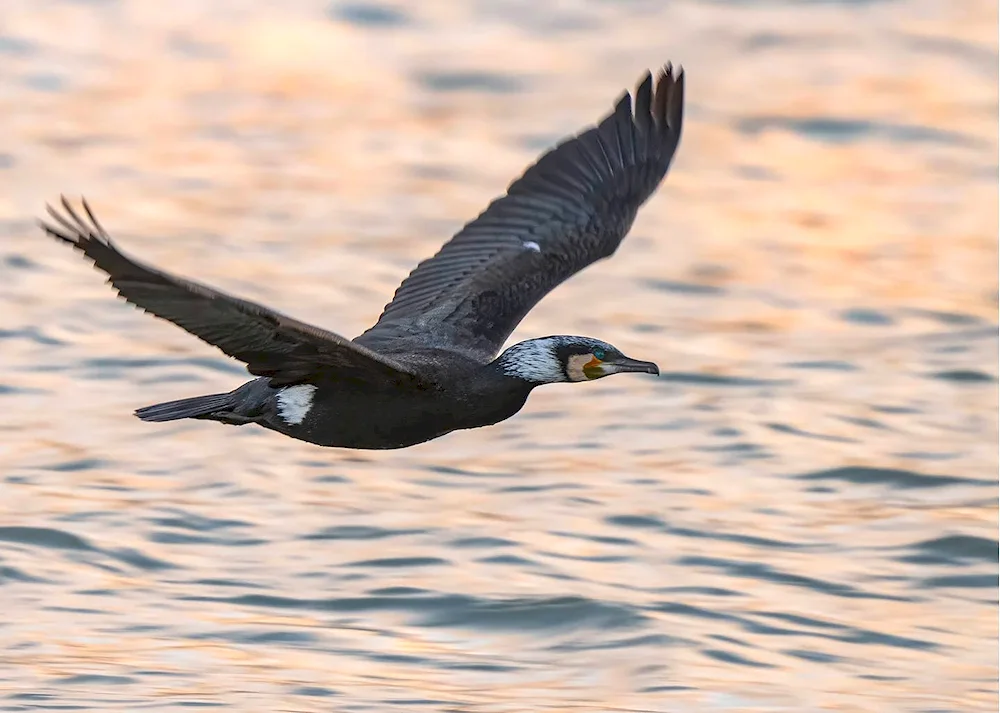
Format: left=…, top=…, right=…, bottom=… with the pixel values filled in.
left=495, top=336, right=659, bottom=384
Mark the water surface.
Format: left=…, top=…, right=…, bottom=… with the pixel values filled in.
left=0, top=0, right=996, bottom=710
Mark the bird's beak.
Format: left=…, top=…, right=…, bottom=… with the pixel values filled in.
left=610, top=355, right=660, bottom=376
left=585, top=355, right=660, bottom=379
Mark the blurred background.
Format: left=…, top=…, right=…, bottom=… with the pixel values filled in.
left=0, top=0, right=997, bottom=711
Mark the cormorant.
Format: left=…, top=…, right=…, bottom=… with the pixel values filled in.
left=38, top=64, right=684, bottom=450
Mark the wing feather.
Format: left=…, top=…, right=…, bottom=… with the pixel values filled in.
left=39, top=197, right=427, bottom=388
left=358, top=64, right=684, bottom=362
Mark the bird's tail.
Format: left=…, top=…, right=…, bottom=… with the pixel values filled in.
left=134, top=392, right=234, bottom=422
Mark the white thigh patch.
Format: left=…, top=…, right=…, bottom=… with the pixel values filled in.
left=276, top=385, right=317, bottom=425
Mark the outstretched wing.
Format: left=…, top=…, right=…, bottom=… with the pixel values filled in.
left=356, top=64, right=684, bottom=362
left=39, top=197, right=429, bottom=388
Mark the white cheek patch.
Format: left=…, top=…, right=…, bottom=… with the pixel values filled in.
left=276, top=384, right=317, bottom=425
left=522, top=240, right=541, bottom=253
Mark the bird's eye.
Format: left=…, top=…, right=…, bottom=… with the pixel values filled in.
left=593, top=348, right=606, bottom=360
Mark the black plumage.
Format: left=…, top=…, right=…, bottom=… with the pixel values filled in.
left=38, top=64, right=684, bottom=449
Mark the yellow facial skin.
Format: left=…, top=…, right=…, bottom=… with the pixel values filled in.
left=582, top=355, right=604, bottom=380
left=565, top=353, right=606, bottom=381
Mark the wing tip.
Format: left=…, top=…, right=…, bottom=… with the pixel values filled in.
left=654, top=61, right=684, bottom=87
left=620, top=62, right=684, bottom=138
left=37, top=195, right=112, bottom=250
left=649, top=61, right=684, bottom=138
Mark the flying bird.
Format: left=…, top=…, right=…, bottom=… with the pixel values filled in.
left=38, top=64, right=684, bottom=449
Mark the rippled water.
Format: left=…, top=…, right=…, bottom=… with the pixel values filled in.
left=1, top=0, right=997, bottom=710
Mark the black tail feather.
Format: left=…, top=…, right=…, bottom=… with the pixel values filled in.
left=135, top=392, right=234, bottom=422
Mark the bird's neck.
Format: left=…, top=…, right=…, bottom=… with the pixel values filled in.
left=490, top=338, right=568, bottom=384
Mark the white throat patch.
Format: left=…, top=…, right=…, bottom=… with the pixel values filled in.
left=276, top=384, right=317, bottom=425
